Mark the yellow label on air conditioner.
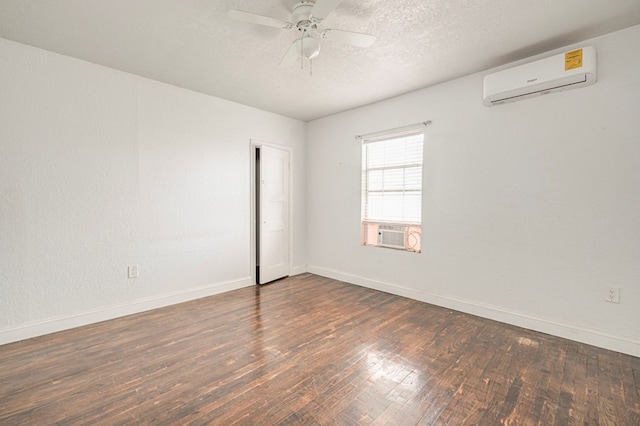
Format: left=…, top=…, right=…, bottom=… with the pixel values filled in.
left=565, top=49, right=583, bottom=70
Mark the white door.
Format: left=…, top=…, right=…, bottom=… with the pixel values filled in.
left=258, top=145, right=290, bottom=284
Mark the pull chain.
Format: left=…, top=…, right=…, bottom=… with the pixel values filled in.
left=300, top=31, right=304, bottom=70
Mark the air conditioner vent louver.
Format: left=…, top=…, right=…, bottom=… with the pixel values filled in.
left=377, top=225, right=407, bottom=249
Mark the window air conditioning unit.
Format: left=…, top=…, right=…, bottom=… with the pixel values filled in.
left=377, top=225, right=407, bottom=249
left=483, top=46, right=596, bottom=106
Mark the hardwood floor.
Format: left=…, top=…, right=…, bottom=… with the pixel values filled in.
left=1, top=273, right=638, bottom=425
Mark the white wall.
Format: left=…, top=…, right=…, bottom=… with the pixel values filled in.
left=0, top=38, right=306, bottom=343
left=306, top=25, right=640, bottom=356
left=1, top=26, right=638, bottom=356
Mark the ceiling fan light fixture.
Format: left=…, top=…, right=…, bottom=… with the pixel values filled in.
left=295, top=36, right=320, bottom=59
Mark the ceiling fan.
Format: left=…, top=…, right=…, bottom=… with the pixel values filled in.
left=227, top=0, right=375, bottom=68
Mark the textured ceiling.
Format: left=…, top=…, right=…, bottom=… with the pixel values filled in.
left=1, top=0, right=639, bottom=121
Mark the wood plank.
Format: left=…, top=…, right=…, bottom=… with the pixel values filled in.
left=0, top=273, right=638, bottom=424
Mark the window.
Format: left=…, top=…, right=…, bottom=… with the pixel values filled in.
left=361, top=128, right=424, bottom=252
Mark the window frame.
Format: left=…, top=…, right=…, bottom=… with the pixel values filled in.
left=360, top=127, right=425, bottom=252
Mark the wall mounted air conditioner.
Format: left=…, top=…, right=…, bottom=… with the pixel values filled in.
left=483, top=46, right=596, bottom=106
left=377, top=225, right=407, bottom=249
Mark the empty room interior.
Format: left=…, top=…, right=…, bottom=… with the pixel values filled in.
left=1, top=0, right=639, bottom=424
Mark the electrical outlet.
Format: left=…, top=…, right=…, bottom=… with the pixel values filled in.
left=128, top=264, right=139, bottom=279
left=604, top=287, right=619, bottom=303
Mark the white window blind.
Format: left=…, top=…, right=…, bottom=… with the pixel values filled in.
left=361, top=130, right=424, bottom=224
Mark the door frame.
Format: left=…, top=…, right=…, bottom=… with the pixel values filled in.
left=250, top=139, right=293, bottom=285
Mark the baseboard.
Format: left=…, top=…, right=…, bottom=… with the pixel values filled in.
left=307, top=265, right=640, bottom=358
left=0, top=276, right=252, bottom=346
left=290, top=264, right=307, bottom=276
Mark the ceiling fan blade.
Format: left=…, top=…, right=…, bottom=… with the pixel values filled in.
left=310, top=0, right=343, bottom=21
left=279, top=41, right=300, bottom=68
left=227, top=10, right=293, bottom=30
left=321, top=29, right=376, bottom=48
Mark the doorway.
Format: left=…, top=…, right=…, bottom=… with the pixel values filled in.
left=251, top=142, right=291, bottom=285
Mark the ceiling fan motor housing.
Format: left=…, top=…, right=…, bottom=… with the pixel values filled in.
left=292, top=1, right=316, bottom=31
